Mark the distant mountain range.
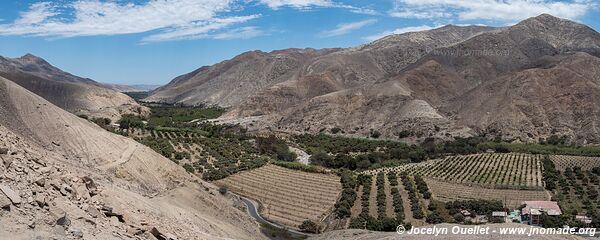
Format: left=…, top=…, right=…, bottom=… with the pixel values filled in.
left=101, top=83, right=162, bottom=93
left=145, top=14, right=600, bottom=144
left=0, top=54, right=147, bottom=121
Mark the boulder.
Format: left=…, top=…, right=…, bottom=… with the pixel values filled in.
left=0, top=184, right=22, bottom=205
left=2, top=156, right=12, bottom=168
left=0, top=192, right=11, bottom=209
left=56, top=214, right=71, bottom=226
left=34, top=193, right=47, bottom=207
left=0, top=148, right=8, bottom=155
left=49, top=205, right=69, bottom=226
left=109, top=216, right=120, bottom=227
left=69, top=228, right=83, bottom=238
left=34, top=177, right=46, bottom=187
left=86, top=206, right=100, bottom=218
left=81, top=177, right=98, bottom=196
left=75, top=184, right=91, bottom=200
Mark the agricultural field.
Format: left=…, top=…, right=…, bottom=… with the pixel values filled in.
left=425, top=178, right=549, bottom=208
left=421, top=153, right=543, bottom=189
left=367, top=153, right=544, bottom=190
left=543, top=158, right=600, bottom=223
left=550, top=155, right=600, bottom=171
left=130, top=127, right=269, bottom=181
left=215, top=164, right=342, bottom=228
left=348, top=171, right=429, bottom=230
left=361, top=153, right=550, bottom=209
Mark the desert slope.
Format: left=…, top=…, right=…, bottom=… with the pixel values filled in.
left=0, top=76, right=263, bottom=239
left=145, top=48, right=339, bottom=107
left=0, top=54, right=147, bottom=121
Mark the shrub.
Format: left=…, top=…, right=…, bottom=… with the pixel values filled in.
left=256, top=135, right=296, bottom=162
left=299, top=220, right=320, bottom=233
left=370, top=129, right=381, bottom=139
left=331, top=127, right=342, bottom=134
left=182, top=163, right=195, bottom=173
left=218, top=186, right=228, bottom=195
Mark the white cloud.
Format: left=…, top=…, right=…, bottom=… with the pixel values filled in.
left=391, top=0, right=594, bottom=22
left=0, top=0, right=243, bottom=40
left=320, top=19, right=377, bottom=37
left=212, top=26, right=265, bottom=40
left=258, top=0, right=335, bottom=9
left=0, top=0, right=375, bottom=42
left=364, top=25, right=439, bottom=42
left=258, top=0, right=377, bottom=14
left=141, top=15, right=260, bottom=42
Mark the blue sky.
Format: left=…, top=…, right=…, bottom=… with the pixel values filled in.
left=0, top=0, right=598, bottom=85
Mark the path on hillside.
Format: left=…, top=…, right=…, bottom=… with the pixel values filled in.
left=99, top=142, right=138, bottom=170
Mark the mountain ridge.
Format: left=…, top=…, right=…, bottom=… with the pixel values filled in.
left=0, top=54, right=148, bottom=121
left=146, top=14, right=600, bottom=144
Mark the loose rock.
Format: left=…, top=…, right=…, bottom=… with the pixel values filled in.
left=0, top=184, right=22, bottom=204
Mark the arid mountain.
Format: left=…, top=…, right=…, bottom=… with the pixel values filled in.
left=145, top=48, right=340, bottom=107
left=0, top=76, right=263, bottom=239
left=147, top=14, right=600, bottom=144
left=101, top=83, right=161, bottom=93
left=0, top=54, right=147, bottom=121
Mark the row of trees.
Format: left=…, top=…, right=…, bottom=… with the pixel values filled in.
left=376, top=172, right=387, bottom=219
left=388, top=173, right=405, bottom=222
left=400, top=172, right=424, bottom=219
left=542, top=156, right=559, bottom=191
left=413, top=175, right=431, bottom=199
left=348, top=174, right=410, bottom=232
left=334, top=170, right=357, bottom=219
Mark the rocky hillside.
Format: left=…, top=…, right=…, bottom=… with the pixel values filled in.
left=145, top=48, right=340, bottom=107
left=146, top=14, right=600, bottom=144
left=0, top=54, right=148, bottom=121
left=0, top=76, right=264, bottom=239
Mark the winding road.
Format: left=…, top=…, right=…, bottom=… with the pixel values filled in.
left=238, top=196, right=313, bottom=238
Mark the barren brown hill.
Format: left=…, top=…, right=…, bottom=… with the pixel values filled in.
left=0, top=76, right=263, bottom=239
left=145, top=48, right=340, bottom=107
left=274, top=15, right=600, bottom=143
left=146, top=14, right=600, bottom=144
left=0, top=54, right=147, bottom=121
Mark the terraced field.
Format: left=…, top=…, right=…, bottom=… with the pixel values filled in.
left=216, top=164, right=342, bottom=228
left=550, top=155, right=600, bottom=171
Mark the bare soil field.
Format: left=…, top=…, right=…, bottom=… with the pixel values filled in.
left=425, top=178, right=550, bottom=208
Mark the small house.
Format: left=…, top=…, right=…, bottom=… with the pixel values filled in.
left=492, top=211, right=508, bottom=223
left=521, top=201, right=562, bottom=226
left=461, top=209, right=471, bottom=216
left=575, top=215, right=592, bottom=226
